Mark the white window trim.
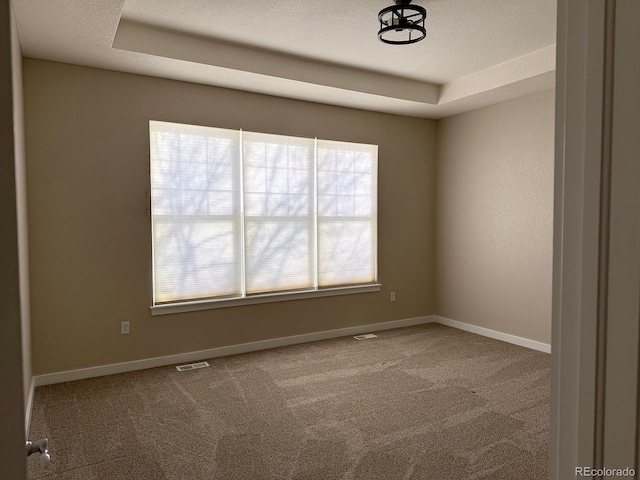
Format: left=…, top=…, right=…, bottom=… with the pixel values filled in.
left=149, top=122, right=379, bottom=314
left=150, top=283, right=382, bottom=316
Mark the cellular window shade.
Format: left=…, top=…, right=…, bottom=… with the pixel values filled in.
left=150, top=122, right=378, bottom=306
left=317, top=140, right=378, bottom=287
left=242, top=132, right=316, bottom=294
left=150, top=121, right=242, bottom=303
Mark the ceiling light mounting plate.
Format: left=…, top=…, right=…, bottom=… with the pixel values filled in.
left=378, top=0, right=427, bottom=45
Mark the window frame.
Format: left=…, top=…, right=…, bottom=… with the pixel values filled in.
left=149, top=121, right=381, bottom=315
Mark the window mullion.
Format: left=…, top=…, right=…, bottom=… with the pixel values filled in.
left=239, top=129, right=247, bottom=298
left=313, top=138, right=319, bottom=290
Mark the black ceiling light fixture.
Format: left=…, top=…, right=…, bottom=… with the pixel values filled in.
left=377, top=0, right=426, bottom=45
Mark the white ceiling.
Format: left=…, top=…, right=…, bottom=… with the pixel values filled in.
left=11, top=0, right=557, bottom=119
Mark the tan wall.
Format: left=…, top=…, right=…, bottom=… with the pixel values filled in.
left=436, top=90, right=554, bottom=344
left=0, top=0, right=28, bottom=476
left=24, top=59, right=437, bottom=375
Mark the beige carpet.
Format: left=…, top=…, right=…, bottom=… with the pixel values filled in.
left=27, top=324, right=550, bottom=479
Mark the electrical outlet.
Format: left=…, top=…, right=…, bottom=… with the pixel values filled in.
left=120, top=321, right=130, bottom=335
left=390, top=292, right=396, bottom=302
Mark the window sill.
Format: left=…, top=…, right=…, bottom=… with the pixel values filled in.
left=150, top=283, right=382, bottom=316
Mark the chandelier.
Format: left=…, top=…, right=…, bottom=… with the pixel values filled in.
left=377, top=0, right=427, bottom=45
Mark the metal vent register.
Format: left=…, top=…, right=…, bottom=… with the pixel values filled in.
left=176, top=361, right=210, bottom=372
left=354, top=333, right=378, bottom=340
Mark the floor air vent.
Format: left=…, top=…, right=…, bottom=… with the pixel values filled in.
left=354, top=333, right=378, bottom=340
left=176, top=361, right=210, bottom=372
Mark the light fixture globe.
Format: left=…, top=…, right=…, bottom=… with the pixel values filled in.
left=378, top=0, right=426, bottom=45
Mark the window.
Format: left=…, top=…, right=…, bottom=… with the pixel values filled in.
left=149, top=121, right=378, bottom=311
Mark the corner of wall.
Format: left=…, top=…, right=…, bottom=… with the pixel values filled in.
left=10, top=0, right=33, bottom=433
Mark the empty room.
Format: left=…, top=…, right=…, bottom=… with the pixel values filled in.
left=2, top=0, right=639, bottom=479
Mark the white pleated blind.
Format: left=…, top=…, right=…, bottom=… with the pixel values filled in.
left=317, top=140, right=378, bottom=287
left=242, top=132, right=316, bottom=294
left=150, top=121, right=242, bottom=303
left=150, top=121, right=378, bottom=305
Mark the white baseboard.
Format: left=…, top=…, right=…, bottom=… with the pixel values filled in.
left=25, top=377, right=35, bottom=437
left=33, top=314, right=550, bottom=387
left=34, top=315, right=435, bottom=387
left=434, top=315, right=551, bottom=354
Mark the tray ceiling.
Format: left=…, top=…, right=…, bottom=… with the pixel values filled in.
left=12, top=0, right=557, bottom=118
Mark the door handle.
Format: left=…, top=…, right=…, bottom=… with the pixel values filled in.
left=26, top=438, right=50, bottom=468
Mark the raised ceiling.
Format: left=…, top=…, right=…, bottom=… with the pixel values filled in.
left=11, top=0, right=557, bottom=118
